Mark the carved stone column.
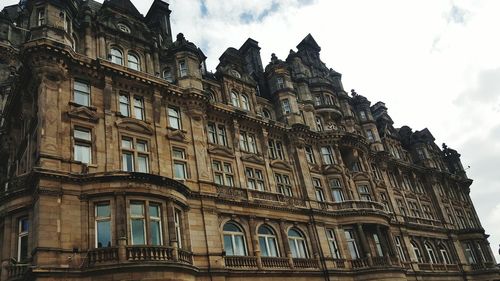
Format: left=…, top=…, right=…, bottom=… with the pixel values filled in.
left=249, top=217, right=262, bottom=269
left=356, top=223, right=372, bottom=265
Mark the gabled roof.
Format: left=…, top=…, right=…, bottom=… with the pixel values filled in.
left=297, top=33, right=321, bottom=52
left=102, top=0, right=142, bottom=19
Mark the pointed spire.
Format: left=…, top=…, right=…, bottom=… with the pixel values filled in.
left=103, top=0, right=143, bottom=18
left=297, top=33, right=321, bottom=52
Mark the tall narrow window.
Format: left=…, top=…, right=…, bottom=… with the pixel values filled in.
left=149, top=204, right=162, bottom=245
left=275, top=173, right=292, bottom=196
left=359, top=110, right=367, bottom=121
left=305, top=145, right=315, bottom=163
left=212, top=160, right=234, bottom=186
left=241, top=94, right=250, bottom=110
left=316, top=116, right=323, bottom=131
left=321, top=146, right=335, bottom=165
left=357, top=185, right=372, bottom=201
left=366, top=129, right=374, bottom=142
left=439, top=244, right=451, bottom=264
left=130, top=202, right=146, bottom=245
left=464, top=242, right=476, bottom=264
left=276, top=77, right=285, bottom=89
left=17, top=217, right=29, bottom=262
left=122, top=138, right=134, bottom=172
left=326, top=229, right=341, bottom=259
left=288, top=229, right=308, bottom=258
left=136, top=140, right=149, bottom=173
left=133, top=96, right=144, bottom=120
left=394, top=236, right=406, bottom=261
left=373, top=233, right=383, bottom=256
left=425, top=242, right=438, bottom=264
left=163, top=68, right=173, bottom=82
left=217, top=124, right=228, bottom=146
left=258, top=225, right=279, bottom=257
left=168, top=106, right=181, bottom=129
left=110, top=48, right=123, bottom=65
left=246, top=167, right=265, bottom=191
left=344, top=229, right=360, bottom=259
left=313, top=178, right=325, bottom=202
left=411, top=241, right=424, bottom=263
left=127, top=53, right=140, bottom=71
left=173, top=147, right=187, bottom=179
left=231, top=92, right=239, bottom=107
left=268, top=140, right=284, bottom=160
left=175, top=209, right=183, bottom=248
left=240, top=131, right=257, bottom=153
left=37, top=8, right=45, bottom=26
left=178, top=60, right=187, bottom=77
left=223, top=222, right=247, bottom=256
left=282, top=99, right=291, bottom=114
left=119, top=93, right=130, bottom=117
left=74, top=80, right=90, bottom=106
left=74, top=127, right=92, bottom=164
left=95, top=203, right=111, bottom=248
left=330, top=179, right=344, bottom=202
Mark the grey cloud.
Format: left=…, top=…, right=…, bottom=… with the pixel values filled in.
left=454, top=67, right=500, bottom=106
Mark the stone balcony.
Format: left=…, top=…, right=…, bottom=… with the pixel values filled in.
left=216, top=185, right=307, bottom=208
left=314, top=103, right=343, bottom=120
left=223, top=256, right=319, bottom=270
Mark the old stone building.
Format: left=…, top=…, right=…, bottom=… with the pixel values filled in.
left=0, top=0, right=498, bottom=280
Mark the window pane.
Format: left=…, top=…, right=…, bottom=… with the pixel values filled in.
left=289, top=240, right=298, bottom=258
left=74, top=129, right=91, bottom=141
left=259, top=237, right=269, bottom=257
left=137, top=141, right=147, bottom=152
left=75, top=144, right=91, bottom=164
left=131, top=219, right=145, bottom=245
left=174, top=162, right=186, bottom=179
left=224, top=235, right=234, bottom=256
left=137, top=155, right=149, bottom=173
left=19, top=235, right=28, bottom=261
left=97, top=221, right=111, bottom=248
left=122, top=153, right=134, bottom=171
left=130, top=203, right=144, bottom=216
left=122, top=138, right=133, bottom=149
left=96, top=204, right=110, bottom=217
left=151, top=220, right=162, bottom=245
left=268, top=237, right=278, bottom=257
left=234, top=235, right=245, bottom=256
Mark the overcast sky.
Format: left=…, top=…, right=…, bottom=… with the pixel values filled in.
left=2, top=0, right=499, bottom=262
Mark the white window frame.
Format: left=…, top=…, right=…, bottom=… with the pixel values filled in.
left=95, top=202, right=111, bottom=248
left=127, top=53, right=140, bottom=71
left=321, top=146, right=335, bottom=165
left=17, top=217, right=29, bottom=262
left=74, top=80, right=90, bottom=106
left=246, top=167, right=265, bottom=191
left=173, top=147, right=188, bottom=179
left=74, top=127, right=92, bottom=164
left=326, top=229, right=341, bottom=259
left=167, top=106, right=181, bottom=129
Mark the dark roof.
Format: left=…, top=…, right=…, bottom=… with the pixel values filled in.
left=297, top=33, right=321, bottom=52
left=86, top=0, right=103, bottom=13
left=102, top=0, right=142, bottom=18
left=1, top=4, right=20, bottom=22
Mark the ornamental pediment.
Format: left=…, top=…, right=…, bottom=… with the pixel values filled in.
left=322, top=164, right=342, bottom=174
left=270, top=160, right=291, bottom=170
left=208, top=144, right=234, bottom=157
left=352, top=172, right=370, bottom=181
left=68, top=106, right=99, bottom=123
left=115, top=118, right=153, bottom=135
left=241, top=153, right=265, bottom=164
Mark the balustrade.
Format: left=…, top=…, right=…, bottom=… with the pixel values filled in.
left=292, top=258, right=319, bottom=268
left=351, top=258, right=369, bottom=269
left=126, top=245, right=173, bottom=261
left=224, top=256, right=258, bottom=268
left=372, top=256, right=390, bottom=267
left=87, top=247, right=119, bottom=265
left=261, top=257, right=290, bottom=268
left=6, top=264, right=29, bottom=280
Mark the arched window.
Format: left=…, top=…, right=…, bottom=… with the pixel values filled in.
left=288, top=228, right=308, bottom=258
left=163, top=68, right=173, bottom=82
left=110, top=48, right=123, bottom=65
left=411, top=241, right=423, bottom=263
left=117, top=23, right=131, bottom=33
left=128, top=53, right=140, bottom=71
left=207, top=91, right=216, bottom=102
left=425, top=242, right=438, bottom=264
left=230, top=69, right=241, bottom=78
left=241, top=94, right=250, bottom=110
left=258, top=225, right=279, bottom=257
left=438, top=244, right=451, bottom=264
left=223, top=222, right=247, bottom=256
left=262, top=108, right=271, bottom=119
left=231, top=91, right=239, bottom=107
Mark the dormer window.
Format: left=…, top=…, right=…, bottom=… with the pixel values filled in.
left=262, top=108, right=272, bottom=119
left=178, top=60, right=187, bottom=77
left=359, top=110, right=367, bottom=121
left=281, top=99, right=291, bottom=114
left=163, top=68, right=173, bottom=82
left=117, top=23, right=131, bottom=33
left=276, top=77, right=285, bottom=89
left=110, top=48, right=123, bottom=65
left=230, top=91, right=250, bottom=110
left=37, top=8, right=45, bottom=26
left=127, top=53, right=140, bottom=71
left=230, top=69, right=241, bottom=78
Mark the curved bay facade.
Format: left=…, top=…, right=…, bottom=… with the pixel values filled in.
left=0, top=0, right=498, bottom=280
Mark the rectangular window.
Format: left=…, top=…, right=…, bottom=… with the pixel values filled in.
left=464, top=242, right=476, bottom=264
left=423, top=205, right=434, bottom=219
left=326, top=229, right=341, bottom=259
left=268, top=140, right=284, bottom=160
left=173, top=147, right=187, bottom=179
left=121, top=137, right=149, bottom=173
left=74, top=127, right=92, bottom=164
left=397, top=199, right=407, bottom=216
left=175, top=209, right=182, bottom=248
left=366, top=129, right=374, bottom=142
left=95, top=202, right=111, bottom=248
left=408, top=201, right=421, bottom=218
left=240, top=131, right=257, bottom=153
left=282, top=99, right=291, bottom=114
left=130, top=202, right=146, bottom=245
left=212, top=160, right=234, bottom=186
left=321, top=146, right=335, bottom=165
left=119, top=93, right=130, bottom=117
left=37, top=8, right=45, bottom=26
left=246, top=167, right=265, bottom=191
left=305, top=145, right=315, bottom=163
left=133, top=96, right=144, bottom=120
left=74, top=80, right=90, bottom=106
left=179, top=60, right=187, bottom=77
left=357, top=185, right=372, bottom=201
left=17, top=217, right=29, bottom=262
left=373, top=233, right=383, bottom=257
left=168, top=106, right=181, bottom=129
left=380, top=192, right=390, bottom=212
left=330, top=179, right=344, bottom=202
left=149, top=204, right=162, bottom=245
left=416, top=147, right=426, bottom=160
left=344, top=229, right=360, bottom=259
left=316, top=116, right=323, bottom=131
left=394, top=236, right=406, bottom=261
left=275, top=173, right=292, bottom=196
left=207, top=123, right=228, bottom=146
left=276, top=77, right=285, bottom=89
left=313, top=178, right=325, bottom=202
left=359, top=110, right=367, bottom=121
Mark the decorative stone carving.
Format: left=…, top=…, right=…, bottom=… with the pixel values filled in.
left=115, top=118, right=153, bottom=135
left=67, top=106, right=99, bottom=123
